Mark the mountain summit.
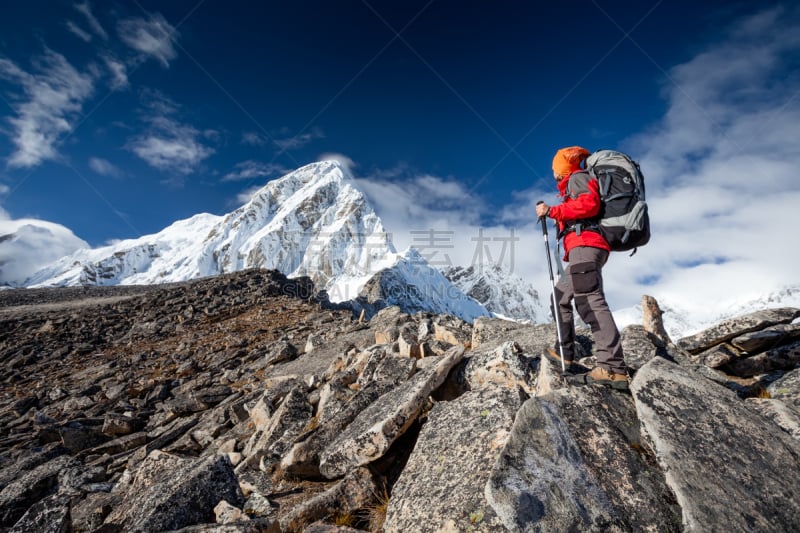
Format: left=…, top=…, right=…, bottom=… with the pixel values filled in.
left=26, top=161, right=488, bottom=321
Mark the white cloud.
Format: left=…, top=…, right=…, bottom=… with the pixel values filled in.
left=75, top=1, right=108, bottom=40
left=103, top=55, right=128, bottom=90
left=127, top=91, right=214, bottom=176
left=223, top=160, right=289, bottom=182
left=117, top=12, right=179, bottom=68
left=89, top=157, right=123, bottom=179
left=66, top=21, right=92, bottom=43
left=274, top=128, right=324, bottom=150
left=0, top=218, right=88, bottom=286
left=352, top=166, right=525, bottom=277
left=0, top=50, right=95, bottom=168
left=241, top=131, right=269, bottom=147
left=0, top=185, right=9, bottom=219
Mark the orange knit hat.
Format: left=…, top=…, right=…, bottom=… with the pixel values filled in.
left=552, top=146, right=590, bottom=177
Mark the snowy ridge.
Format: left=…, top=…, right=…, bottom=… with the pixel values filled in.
left=356, top=248, right=489, bottom=322
left=442, top=264, right=545, bottom=322
left=25, top=161, right=490, bottom=322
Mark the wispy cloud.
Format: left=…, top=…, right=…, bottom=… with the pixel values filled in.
left=66, top=21, right=92, bottom=43
left=127, top=90, right=214, bottom=176
left=0, top=49, right=96, bottom=168
left=89, top=157, right=123, bottom=179
left=241, top=131, right=269, bottom=147
left=103, top=55, right=128, bottom=90
left=222, top=160, right=289, bottom=182
left=350, top=162, right=514, bottom=273
left=0, top=184, right=9, bottom=219
left=75, top=1, right=108, bottom=40
left=117, top=12, right=179, bottom=68
left=274, top=127, right=324, bottom=150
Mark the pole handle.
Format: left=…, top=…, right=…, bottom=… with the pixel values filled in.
left=536, top=201, right=548, bottom=235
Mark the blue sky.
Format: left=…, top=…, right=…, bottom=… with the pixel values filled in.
left=1, top=1, right=799, bottom=322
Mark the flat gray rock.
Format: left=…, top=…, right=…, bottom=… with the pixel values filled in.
left=768, top=368, right=800, bottom=409
left=721, top=340, right=800, bottom=378
left=278, top=467, right=376, bottom=532
left=677, top=308, right=800, bottom=354
left=0, top=454, right=75, bottom=527
left=745, top=398, right=800, bottom=441
left=384, top=387, right=521, bottom=533
left=631, top=357, right=800, bottom=532
left=104, top=451, right=243, bottom=533
left=732, top=322, right=800, bottom=353
left=486, top=388, right=681, bottom=532
left=462, top=341, right=537, bottom=394
left=318, top=346, right=465, bottom=479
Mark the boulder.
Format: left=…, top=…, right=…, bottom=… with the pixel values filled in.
left=486, top=388, right=681, bottom=532
left=370, top=306, right=411, bottom=344
left=104, top=451, right=243, bottom=532
left=696, top=343, right=739, bottom=368
left=432, top=316, right=472, bottom=347
left=676, top=308, right=800, bottom=354
left=8, top=494, right=71, bottom=533
left=214, top=499, right=249, bottom=524
left=745, top=398, right=800, bottom=441
left=242, top=386, right=311, bottom=467
left=384, top=387, right=521, bottom=533
left=0, top=454, right=76, bottom=527
left=642, top=294, right=671, bottom=344
left=461, top=341, right=536, bottom=394
left=768, top=368, right=800, bottom=409
left=318, top=346, right=465, bottom=479
left=278, top=467, right=377, bottom=532
left=281, top=373, right=409, bottom=479
left=102, top=413, right=143, bottom=436
left=721, top=340, right=800, bottom=378
left=731, top=322, right=800, bottom=353
left=397, top=323, right=423, bottom=358
left=631, top=357, right=800, bottom=531
left=252, top=341, right=298, bottom=370
left=472, top=317, right=544, bottom=351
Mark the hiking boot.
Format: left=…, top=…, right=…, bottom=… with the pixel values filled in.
left=570, top=366, right=629, bottom=390
left=543, top=347, right=575, bottom=373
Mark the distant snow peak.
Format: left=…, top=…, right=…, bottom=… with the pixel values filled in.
left=351, top=246, right=490, bottom=322
left=0, top=219, right=89, bottom=287
left=442, top=263, right=545, bottom=322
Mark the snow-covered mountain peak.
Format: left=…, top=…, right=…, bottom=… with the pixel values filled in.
left=23, top=161, right=492, bottom=322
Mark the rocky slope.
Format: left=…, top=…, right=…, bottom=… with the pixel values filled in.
left=1, top=270, right=800, bottom=532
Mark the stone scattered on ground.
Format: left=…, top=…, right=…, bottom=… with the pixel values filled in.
left=1, top=270, right=800, bottom=532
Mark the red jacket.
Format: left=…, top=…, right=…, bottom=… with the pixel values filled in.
left=547, top=170, right=610, bottom=260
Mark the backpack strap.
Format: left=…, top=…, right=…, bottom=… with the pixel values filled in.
left=557, top=220, right=600, bottom=240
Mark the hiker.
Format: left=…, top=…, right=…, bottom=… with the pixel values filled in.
left=535, top=146, right=628, bottom=389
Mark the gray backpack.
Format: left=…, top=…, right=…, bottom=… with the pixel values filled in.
left=584, top=150, right=650, bottom=252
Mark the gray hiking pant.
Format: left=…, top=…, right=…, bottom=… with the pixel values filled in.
left=552, top=246, right=626, bottom=374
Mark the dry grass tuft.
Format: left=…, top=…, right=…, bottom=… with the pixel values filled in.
left=360, top=484, right=391, bottom=532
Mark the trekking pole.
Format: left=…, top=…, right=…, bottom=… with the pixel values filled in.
left=537, top=201, right=567, bottom=375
